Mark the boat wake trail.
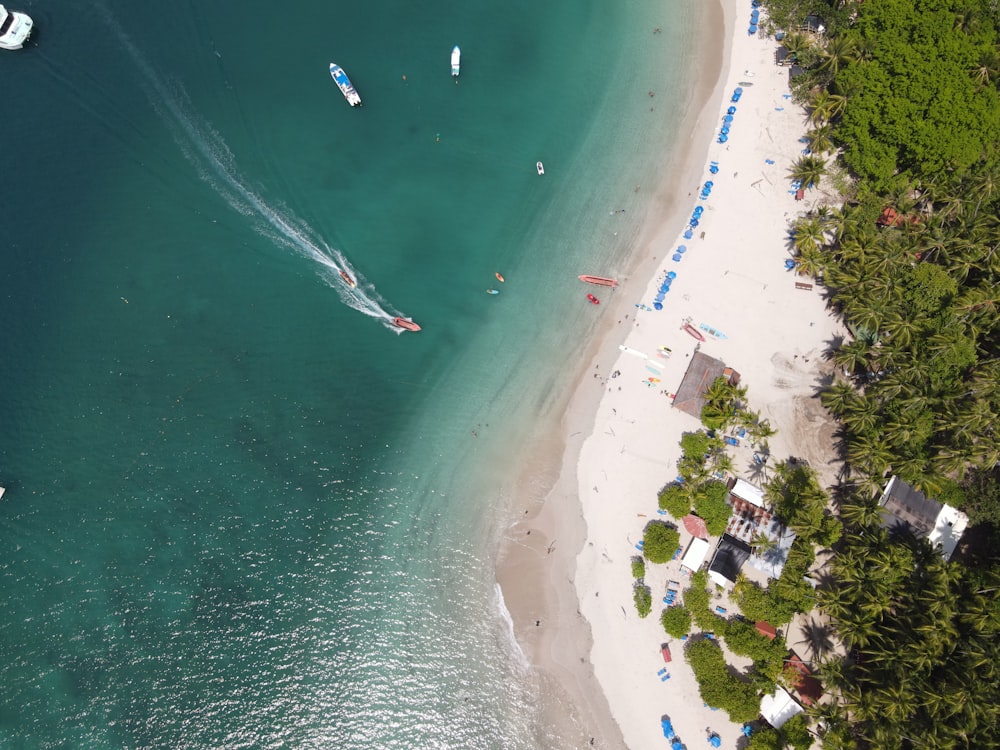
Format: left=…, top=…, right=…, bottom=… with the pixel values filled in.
left=102, top=8, right=405, bottom=330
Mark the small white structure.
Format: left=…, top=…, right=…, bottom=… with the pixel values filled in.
left=680, top=537, right=710, bottom=572
left=760, top=687, right=804, bottom=729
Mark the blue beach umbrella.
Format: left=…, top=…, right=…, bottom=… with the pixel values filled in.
left=727, top=106, right=736, bottom=115
left=693, top=206, right=703, bottom=216
left=723, top=115, right=734, bottom=123
left=654, top=302, right=663, bottom=310
left=709, top=735, right=721, bottom=748
left=667, top=271, right=677, bottom=279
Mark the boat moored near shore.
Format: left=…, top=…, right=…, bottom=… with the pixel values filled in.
left=536, top=161, right=545, bottom=175
left=329, top=63, right=362, bottom=106
left=578, top=275, right=619, bottom=288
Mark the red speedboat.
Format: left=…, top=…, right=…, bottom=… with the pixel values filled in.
left=587, top=293, right=600, bottom=305
left=682, top=322, right=705, bottom=341
left=393, top=317, right=421, bottom=332
left=579, top=275, right=619, bottom=287
left=339, top=270, right=356, bottom=288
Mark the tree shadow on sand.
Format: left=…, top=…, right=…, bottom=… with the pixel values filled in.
left=797, top=615, right=837, bottom=661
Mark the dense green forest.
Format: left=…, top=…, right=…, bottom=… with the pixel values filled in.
left=761, top=0, right=1000, bottom=746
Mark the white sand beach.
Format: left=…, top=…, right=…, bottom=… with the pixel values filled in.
left=497, top=1, right=846, bottom=748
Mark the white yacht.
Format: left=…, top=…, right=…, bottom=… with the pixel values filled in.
left=0, top=5, right=32, bottom=50
left=451, top=46, right=461, bottom=77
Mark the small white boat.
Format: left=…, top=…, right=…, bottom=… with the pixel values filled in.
left=0, top=4, right=33, bottom=50
left=329, top=63, right=362, bottom=107
left=536, top=161, right=545, bottom=175
left=451, top=46, right=461, bottom=77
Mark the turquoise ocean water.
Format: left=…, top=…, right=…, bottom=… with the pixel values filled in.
left=0, top=1, right=706, bottom=746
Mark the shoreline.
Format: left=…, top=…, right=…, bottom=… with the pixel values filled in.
left=497, top=0, right=847, bottom=747
left=496, top=0, right=732, bottom=746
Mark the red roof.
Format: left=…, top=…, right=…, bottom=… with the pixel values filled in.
left=787, top=653, right=823, bottom=705
left=876, top=206, right=920, bottom=228
left=755, top=621, right=777, bottom=640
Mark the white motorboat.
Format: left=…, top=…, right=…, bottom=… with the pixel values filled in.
left=0, top=5, right=33, bottom=50
left=451, top=46, right=461, bottom=77
left=536, top=161, right=545, bottom=175
left=329, top=63, right=362, bottom=107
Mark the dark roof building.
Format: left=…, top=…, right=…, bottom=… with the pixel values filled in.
left=879, top=476, right=968, bottom=561
left=708, top=533, right=752, bottom=587
left=672, top=351, right=740, bottom=419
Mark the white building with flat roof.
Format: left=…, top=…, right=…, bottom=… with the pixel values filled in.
left=680, top=537, right=710, bottom=572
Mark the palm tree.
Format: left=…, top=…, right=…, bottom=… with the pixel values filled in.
left=781, top=32, right=811, bottom=62
left=882, top=314, right=919, bottom=349
left=818, top=35, right=857, bottom=77
left=821, top=381, right=857, bottom=415
left=792, top=216, right=826, bottom=253
left=807, top=90, right=838, bottom=126
left=972, top=48, right=1000, bottom=88
left=804, top=124, right=836, bottom=154
left=832, top=338, right=873, bottom=375
left=840, top=496, right=883, bottom=528
left=789, top=155, right=827, bottom=190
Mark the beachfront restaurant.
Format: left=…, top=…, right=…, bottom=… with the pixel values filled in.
left=707, top=534, right=752, bottom=587
left=724, top=478, right=796, bottom=579
left=672, top=351, right=739, bottom=420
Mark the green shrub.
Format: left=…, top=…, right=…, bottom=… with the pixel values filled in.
left=686, top=639, right=760, bottom=723
left=658, top=482, right=691, bottom=519
left=643, top=523, right=681, bottom=564
left=720, top=618, right=786, bottom=683
left=733, top=576, right=795, bottom=626
left=781, top=715, right=813, bottom=750
left=631, top=557, right=646, bottom=580
left=746, top=728, right=782, bottom=750
left=634, top=584, right=652, bottom=618
left=661, top=605, right=692, bottom=638
left=684, top=570, right=724, bottom=631
left=693, top=480, right=732, bottom=536
left=678, top=430, right=725, bottom=482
